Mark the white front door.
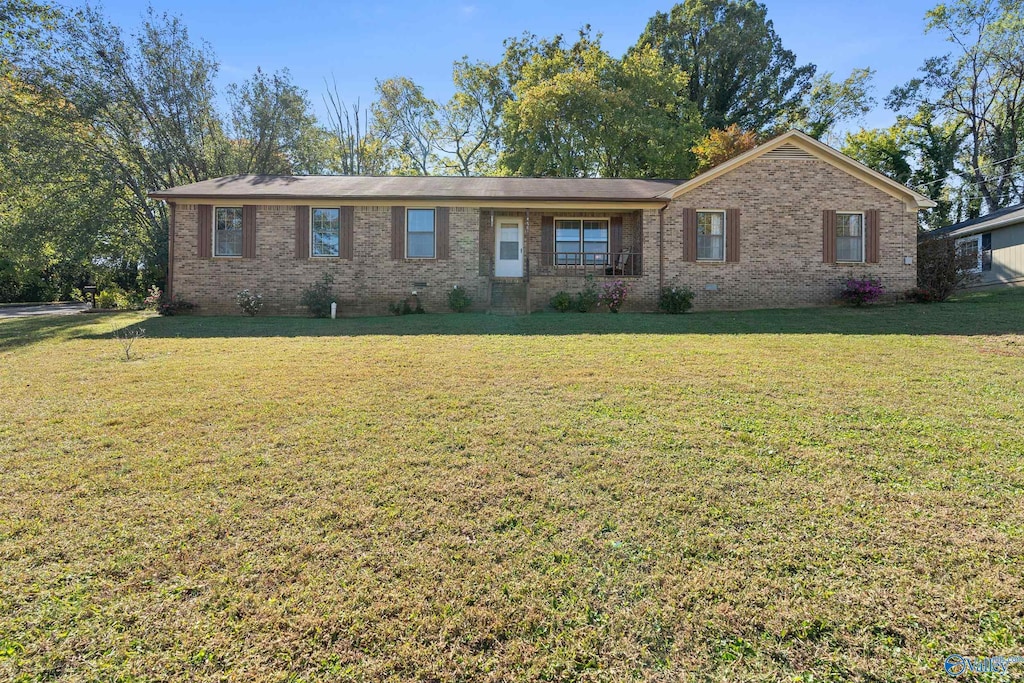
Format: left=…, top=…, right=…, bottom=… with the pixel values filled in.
left=494, top=218, right=524, bottom=277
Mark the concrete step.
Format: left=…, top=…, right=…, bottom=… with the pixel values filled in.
left=490, top=279, right=528, bottom=315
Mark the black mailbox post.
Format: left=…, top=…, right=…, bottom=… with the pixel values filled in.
left=83, top=285, right=98, bottom=308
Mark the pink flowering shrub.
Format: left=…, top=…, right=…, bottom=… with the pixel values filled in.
left=839, top=278, right=885, bottom=306
left=599, top=280, right=630, bottom=313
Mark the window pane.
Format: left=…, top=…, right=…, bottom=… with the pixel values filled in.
left=697, top=211, right=724, bottom=236
left=500, top=241, right=518, bottom=260
left=407, top=209, right=435, bottom=233
left=407, top=209, right=434, bottom=257
left=407, top=232, right=434, bottom=258
left=836, top=236, right=862, bottom=262
left=836, top=214, right=863, bottom=261
left=215, top=207, right=243, bottom=256
left=555, top=227, right=579, bottom=242
left=836, top=213, right=862, bottom=237
left=697, top=234, right=723, bottom=261
left=312, top=208, right=340, bottom=257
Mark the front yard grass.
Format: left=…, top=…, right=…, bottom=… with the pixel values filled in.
left=1, top=290, right=1022, bottom=681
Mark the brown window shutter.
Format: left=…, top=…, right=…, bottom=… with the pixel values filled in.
left=294, top=206, right=310, bottom=259
left=197, top=205, right=212, bottom=258
left=726, top=208, right=740, bottom=262
left=610, top=215, right=623, bottom=256
left=865, top=209, right=880, bottom=263
left=339, top=206, right=354, bottom=260
left=682, top=207, right=697, bottom=262
left=822, top=210, right=836, bottom=263
left=479, top=212, right=494, bottom=276
left=242, top=205, right=257, bottom=258
left=541, top=215, right=554, bottom=266
left=391, top=206, right=406, bottom=259
left=435, top=207, right=450, bottom=260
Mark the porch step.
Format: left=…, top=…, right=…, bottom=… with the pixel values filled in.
left=489, top=279, right=528, bottom=315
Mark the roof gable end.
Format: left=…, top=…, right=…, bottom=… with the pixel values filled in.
left=661, top=130, right=937, bottom=212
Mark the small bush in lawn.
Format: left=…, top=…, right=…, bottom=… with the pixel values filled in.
left=143, top=285, right=162, bottom=310
left=300, top=274, right=335, bottom=318
left=157, top=295, right=196, bottom=316
left=235, top=289, right=264, bottom=316
left=96, top=286, right=132, bottom=309
left=550, top=291, right=573, bottom=312
left=917, top=233, right=980, bottom=301
left=839, top=278, right=885, bottom=306
left=389, top=293, right=425, bottom=315
left=905, top=287, right=941, bottom=303
left=447, top=285, right=472, bottom=312
left=112, top=325, right=145, bottom=361
left=574, top=276, right=599, bottom=313
left=658, top=286, right=694, bottom=314
left=599, top=280, right=629, bottom=313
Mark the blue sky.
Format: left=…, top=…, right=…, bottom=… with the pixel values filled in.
left=77, top=0, right=951, bottom=134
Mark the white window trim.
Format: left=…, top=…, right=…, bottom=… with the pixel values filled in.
left=554, top=216, right=611, bottom=265
left=835, top=211, right=866, bottom=264
left=405, top=208, right=436, bottom=259
left=955, top=234, right=983, bottom=274
left=213, top=206, right=243, bottom=258
left=695, top=209, right=727, bottom=262
left=310, top=206, right=341, bottom=258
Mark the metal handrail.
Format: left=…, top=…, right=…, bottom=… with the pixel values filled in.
left=528, top=251, right=642, bottom=277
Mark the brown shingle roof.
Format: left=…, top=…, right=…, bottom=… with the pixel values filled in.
left=148, top=175, right=681, bottom=202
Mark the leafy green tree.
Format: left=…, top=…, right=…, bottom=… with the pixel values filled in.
left=7, top=6, right=227, bottom=294
left=634, top=0, right=816, bottom=133
left=890, top=0, right=1024, bottom=211
left=371, top=76, right=441, bottom=175
left=691, top=124, right=759, bottom=172
left=226, top=68, right=324, bottom=175
left=799, top=68, right=876, bottom=142
left=843, top=108, right=963, bottom=230
left=437, top=59, right=508, bottom=176
left=499, top=30, right=701, bottom=178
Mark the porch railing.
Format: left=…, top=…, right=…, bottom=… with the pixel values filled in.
left=528, top=251, right=643, bottom=277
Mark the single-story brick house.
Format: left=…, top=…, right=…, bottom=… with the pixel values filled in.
left=922, top=202, right=1024, bottom=288
left=149, top=130, right=935, bottom=315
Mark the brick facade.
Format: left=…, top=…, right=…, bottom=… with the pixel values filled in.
left=661, top=157, right=918, bottom=310
left=169, top=157, right=919, bottom=315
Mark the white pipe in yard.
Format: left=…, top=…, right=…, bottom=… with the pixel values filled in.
left=331, top=302, right=337, bottom=319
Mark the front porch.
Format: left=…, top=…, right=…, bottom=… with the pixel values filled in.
left=478, top=209, right=646, bottom=281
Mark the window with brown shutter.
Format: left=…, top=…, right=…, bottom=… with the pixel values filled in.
left=681, top=207, right=697, bottom=262
left=295, top=206, right=310, bottom=259
left=726, top=208, right=740, bottom=262
left=541, top=215, right=554, bottom=266
left=822, top=210, right=837, bottom=263
left=610, top=215, right=623, bottom=256
left=435, top=207, right=450, bottom=260
left=339, top=206, right=354, bottom=260
left=242, top=205, right=257, bottom=258
left=197, top=205, right=213, bottom=258
left=865, top=209, right=880, bottom=263
left=391, top=206, right=405, bottom=259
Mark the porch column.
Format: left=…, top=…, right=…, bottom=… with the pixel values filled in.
left=524, top=209, right=531, bottom=312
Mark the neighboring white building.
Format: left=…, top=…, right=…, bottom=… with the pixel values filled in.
left=927, top=203, right=1024, bottom=287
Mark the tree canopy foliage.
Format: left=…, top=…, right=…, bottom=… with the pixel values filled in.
left=634, top=0, right=815, bottom=133
left=3, top=0, right=1022, bottom=300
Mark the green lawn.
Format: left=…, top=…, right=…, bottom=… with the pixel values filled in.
left=1, top=291, right=1022, bottom=681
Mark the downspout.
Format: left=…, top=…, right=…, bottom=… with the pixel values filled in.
left=658, top=206, right=665, bottom=292
left=167, top=201, right=176, bottom=299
